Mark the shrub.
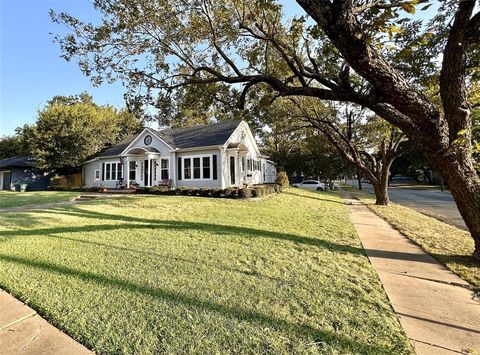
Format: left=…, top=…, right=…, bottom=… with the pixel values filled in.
left=238, top=188, right=252, bottom=198
left=276, top=171, right=289, bottom=189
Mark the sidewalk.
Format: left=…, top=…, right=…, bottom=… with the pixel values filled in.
left=344, top=197, right=480, bottom=354
left=0, top=290, right=92, bottom=355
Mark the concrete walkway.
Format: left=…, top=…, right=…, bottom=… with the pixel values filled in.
left=0, top=290, right=92, bottom=355
left=344, top=198, right=480, bottom=354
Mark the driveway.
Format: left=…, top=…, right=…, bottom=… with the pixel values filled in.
left=346, top=181, right=467, bottom=230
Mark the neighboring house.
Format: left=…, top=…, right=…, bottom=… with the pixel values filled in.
left=0, top=156, right=51, bottom=191
left=82, top=120, right=277, bottom=189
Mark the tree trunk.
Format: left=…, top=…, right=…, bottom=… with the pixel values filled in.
left=372, top=180, right=389, bottom=205
left=432, top=154, right=480, bottom=260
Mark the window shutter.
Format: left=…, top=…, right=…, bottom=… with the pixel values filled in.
left=212, top=154, right=217, bottom=180
left=102, top=163, right=105, bottom=181
left=177, top=157, right=182, bottom=180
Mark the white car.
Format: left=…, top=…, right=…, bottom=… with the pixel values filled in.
left=293, top=180, right=324, bottom=191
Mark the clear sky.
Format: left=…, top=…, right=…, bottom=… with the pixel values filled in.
left=0, top=0, right=438, bottom=137
left=0, top=0, right=126, bottom=137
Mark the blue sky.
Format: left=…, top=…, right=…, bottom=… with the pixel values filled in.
left=0, top=0, right=126, bottom=136
left=0, top=0, right=307, bottom=137
left=0, top=0, right=438, bottom=137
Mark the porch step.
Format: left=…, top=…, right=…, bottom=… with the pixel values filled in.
left=103, top=189, right=137, bottom=194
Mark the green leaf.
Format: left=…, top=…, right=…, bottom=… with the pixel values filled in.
left=402, top=4, right=416, bottom=14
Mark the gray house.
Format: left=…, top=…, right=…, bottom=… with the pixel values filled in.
left=82, top=120, right=277, bottom=189
left=0, top=156, right=51, bottom=191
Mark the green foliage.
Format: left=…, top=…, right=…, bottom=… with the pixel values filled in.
left=275, top=171, right=289, bottom=189
left=0, top=135, right=27, bottom=160
left=21, top=94, right=143, bottom=173
left=136, top=184, right=283, bottom=198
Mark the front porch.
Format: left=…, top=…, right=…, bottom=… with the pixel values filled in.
left=122, top=147, right=171, bottom=188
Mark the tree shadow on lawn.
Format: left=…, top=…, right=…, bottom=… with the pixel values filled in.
left=0, top=253, right=398, bottom=354
left=0, top=207, right=364, bottom=256
left=45, top=233, right=290, bottom=285
left=283, top=190, right=346, bottom=205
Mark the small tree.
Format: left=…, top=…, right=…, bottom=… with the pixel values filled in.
left=0, top=134, right=27, bottom=160
left=21, top=93, right=143, bottom=173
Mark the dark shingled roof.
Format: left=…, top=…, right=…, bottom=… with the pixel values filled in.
left=97, top=134, right=138, bottom=157
left=158, top=119, right=242, bottom=149
left=0, top=155, right=35, bottom=169
left=96, top=120, right=242, bottom=157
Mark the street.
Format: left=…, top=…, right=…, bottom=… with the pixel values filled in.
left=346, top=181, right=467, bottom=230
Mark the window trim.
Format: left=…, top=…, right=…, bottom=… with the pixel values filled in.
left=160, top=157, right=169, bottom=181
left=181, top=154, right=213, bottom=181
left=104, top=162, right=123, bottom=181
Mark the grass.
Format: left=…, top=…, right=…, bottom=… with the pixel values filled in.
left=0, top=191, right=79, bottom=208
left=0, top=189, right=412, bottom=354
left=341, top=185, right=479, bottom=288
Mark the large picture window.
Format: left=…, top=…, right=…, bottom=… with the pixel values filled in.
left=104, top=162, right=123, bottom=181
left=182, top=155, right=212, bottom=180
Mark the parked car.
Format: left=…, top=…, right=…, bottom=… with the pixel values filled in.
left=360, top=178, right=370, bottom=184
left=293, top=180, right=324, bottom=191
left=391, top=175, right=417, bottom=184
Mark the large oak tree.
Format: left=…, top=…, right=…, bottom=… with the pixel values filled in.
left=51, top=0, right=480, bottom=259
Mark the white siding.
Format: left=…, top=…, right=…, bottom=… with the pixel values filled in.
left=83, top=161, right=101, bottom=187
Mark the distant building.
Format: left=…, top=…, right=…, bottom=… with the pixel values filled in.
left=0, top=156, right=51, bottom=191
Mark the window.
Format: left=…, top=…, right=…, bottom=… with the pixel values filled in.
left=140, top=162, right=144, bottom=180
left=193, top=158, right=201, bottom=179
left=153, top=159, right=157, bottom=180
left=161, top=159, right=169, bottom=180
left=184, top=158, right=192, bottom=179
left=203, top=157, right=210, bottom=179
left=104, top=162, right=123, bottom=181
left=129, top=161, right=136, bottom=180
left=94, top=170, right=100, bottom=181
left=182, top=155, right=212, bottom=180
left=241, top=157, right=245, bottom=172
left=247, top=159, right=252, bottom=171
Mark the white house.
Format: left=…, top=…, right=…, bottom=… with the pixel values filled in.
left=82, top=120, right=277, bottom=189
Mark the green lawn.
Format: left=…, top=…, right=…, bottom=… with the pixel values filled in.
left=0, top=189, right=412, bottom=354
left=341, top=185, right=479, bottom=288
left=0, top=191, right=79, bottom=208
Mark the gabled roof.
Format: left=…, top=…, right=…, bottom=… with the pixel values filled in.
left=97, top=120, right=242, bottom=157
left=158, top=119, right=242, bottom=149
left=0, top=155, right=36, bottom=169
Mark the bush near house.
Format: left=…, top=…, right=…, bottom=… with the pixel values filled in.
left=47, top=183, right=284, bottom=198
left=136, top=184, right=283, bottom=198
left=276, top=171, right=290, bottom=189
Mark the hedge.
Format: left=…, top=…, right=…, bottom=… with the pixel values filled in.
left=48, top=183, right=284, bottom=199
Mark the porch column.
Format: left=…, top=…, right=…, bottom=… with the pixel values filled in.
left=124, top=156, right=129, bottom=185
left=147, top=157, right=151, bottom=187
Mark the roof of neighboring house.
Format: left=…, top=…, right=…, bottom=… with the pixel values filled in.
left=0, top=155, right=36, bottom=169
left=97, top=119, right=242, bottom=157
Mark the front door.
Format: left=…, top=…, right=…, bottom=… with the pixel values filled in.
left=144, top=159, right=149, bottom=186
left=229, top=156, right=235, bottom=185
